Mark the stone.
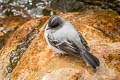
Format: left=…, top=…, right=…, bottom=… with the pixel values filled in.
left=42, top=68, right=81, bottom=80
left=50, top=0, right=120, bottom=12
left=1, top=10, right=120, bottom=80
left=0, top=16, right=49, bottom=80
left=0, top=16, right=31, bottom=49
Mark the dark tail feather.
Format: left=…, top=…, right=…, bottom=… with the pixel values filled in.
left=81, top=50, right=100, bottom=69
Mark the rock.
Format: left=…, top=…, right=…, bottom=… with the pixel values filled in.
left=0, top=16, right=30, bottom=49
left=0, top=0, right=51, bottom=17
left=0, top=16, right=49, bottom=80
left=1, top=10, right=120, bottom=80
left=0, top=32, right=4, bottom=36
left=50, top=0, right=120, bottom=12
left=42, top=68, right=81, bottom=80
left=62, top=10, right=120, bottom=42
left=10, top=24, right=85, bottom=80
left=43, top=7, right=62, bottom=16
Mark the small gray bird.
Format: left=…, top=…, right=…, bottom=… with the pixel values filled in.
left=44, top=16, right=100, bottom=69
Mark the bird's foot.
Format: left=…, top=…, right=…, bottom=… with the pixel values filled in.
left=54, top=52, right=66, bottom=56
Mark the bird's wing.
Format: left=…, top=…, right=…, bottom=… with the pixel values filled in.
left=78, top=32, right=90, bottom=51
left=48, top=35, right=80, bottom=56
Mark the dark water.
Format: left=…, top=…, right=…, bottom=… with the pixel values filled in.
left=51, top=0, right=120, bottom=12
left=0, top=0, right=53, bottom=50
left=0, top=0, right=52, bottom=18
left=0, top=0, right=120, bottom=18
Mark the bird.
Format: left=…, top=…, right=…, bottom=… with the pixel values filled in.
left=44, top=15, right=100, bottom=69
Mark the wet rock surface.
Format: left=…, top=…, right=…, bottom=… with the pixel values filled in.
left=0, top=0, right=120, bottom=18
left=0, top=16, right=31, bottom=50
left=0, top=0, right=52, bottom=17
left=51, top=0, right=120, bottom=12
left=0, top=10, right=120, bottom=80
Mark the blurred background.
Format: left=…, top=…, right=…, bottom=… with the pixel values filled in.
left=0, top=0, right=120, bottom=18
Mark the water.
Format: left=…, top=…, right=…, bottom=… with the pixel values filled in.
left=0, top=0, right=52, bottom=18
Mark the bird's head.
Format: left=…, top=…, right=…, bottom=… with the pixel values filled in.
left=47, top=16, right=65, bottom=30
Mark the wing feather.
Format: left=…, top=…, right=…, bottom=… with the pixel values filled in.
left=48, top=35, right=80, bottom=56
left=78, top=32, right=90, bottom=51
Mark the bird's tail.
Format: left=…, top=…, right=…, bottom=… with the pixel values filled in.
left=81, top=50, right=100, bottom=69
